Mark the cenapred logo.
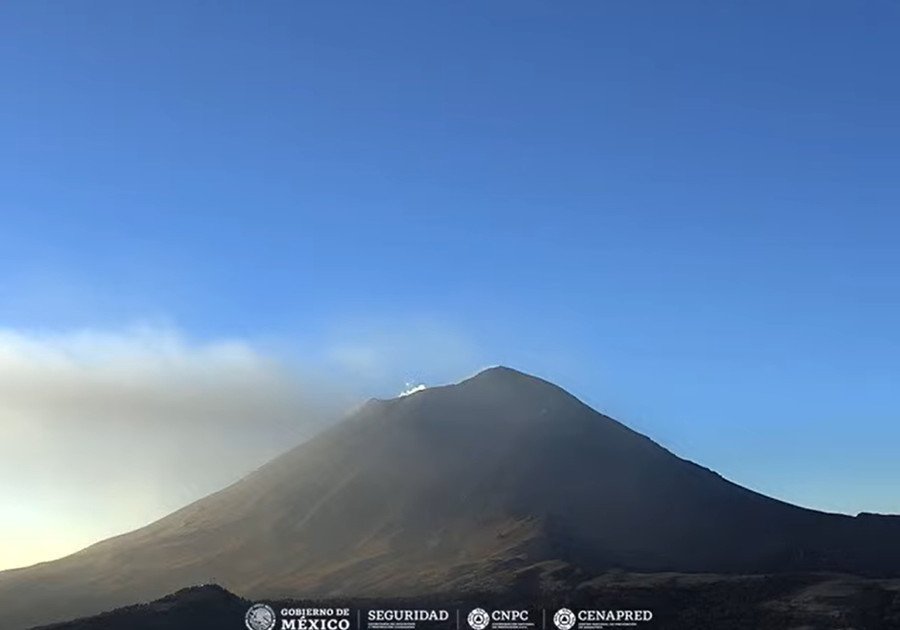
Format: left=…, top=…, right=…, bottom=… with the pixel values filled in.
left=553, top=608, right=576, bottom=630
left=552, top=607, right=653, bottom=629
left=467, top=608, right=490, bottom=630
left=246, top=603, right=277, bottom=630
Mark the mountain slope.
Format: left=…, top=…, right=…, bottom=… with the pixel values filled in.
left=3, top=366, right=899, bottom=629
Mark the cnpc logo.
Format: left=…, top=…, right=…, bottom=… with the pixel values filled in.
left=467, top=608, right=530, bottom=630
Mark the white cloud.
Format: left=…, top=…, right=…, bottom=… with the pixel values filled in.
left=398, top=383, right=427, bottom=397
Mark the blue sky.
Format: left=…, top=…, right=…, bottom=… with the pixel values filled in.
left=2, top=1, right=899, bottom=521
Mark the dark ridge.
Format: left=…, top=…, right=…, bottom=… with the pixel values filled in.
left=34, top=584, right=247, bottom=630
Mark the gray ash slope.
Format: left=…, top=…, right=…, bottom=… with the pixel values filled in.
left=3, top=366, right=900, bottom=629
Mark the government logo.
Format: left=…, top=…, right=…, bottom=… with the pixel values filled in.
left=246, top=603, right=277, bottom=630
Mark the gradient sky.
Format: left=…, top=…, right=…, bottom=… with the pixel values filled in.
left=2, top=1, right=900, bottom=569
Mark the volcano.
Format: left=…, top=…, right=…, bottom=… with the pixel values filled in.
left=3, top=366, right=900, bottom=629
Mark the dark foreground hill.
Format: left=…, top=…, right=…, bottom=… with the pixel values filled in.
left=5, top=366, right=900, bottom=628
left=35, top=585, right=249, bottom=630
left=36, top=575, right=900, bottom=630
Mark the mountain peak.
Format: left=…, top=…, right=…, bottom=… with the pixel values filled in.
left=469, top=364, right=530, bottom=379
left=455, top=366, right=572, bottom=404
left=461, top=365, right=553, bottom=388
